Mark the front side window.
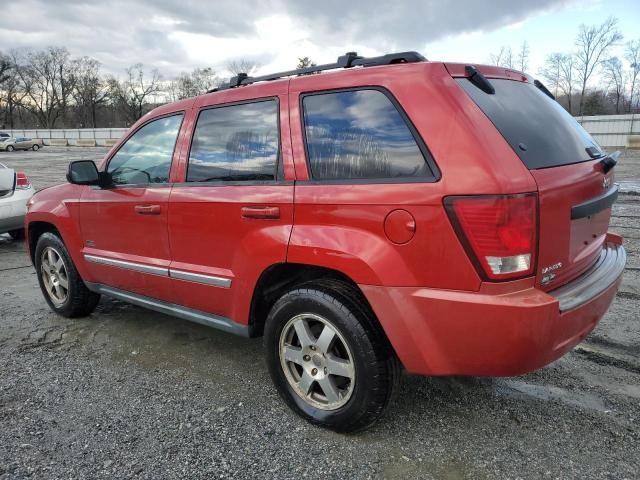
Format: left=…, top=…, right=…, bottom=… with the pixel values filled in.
left=187, top=100, right=279, bottom=182
left=108, top=114, right=183, bottom=185
left=302, top=89, right=434, bottom=180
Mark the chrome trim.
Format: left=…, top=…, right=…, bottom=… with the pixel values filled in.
left=550, top=243, right=626, bottom=312
left=84, top=254, right=168, bottom=277
left=170, top=269, right=232, bottom=288
left=85, top=283, right=249, bottom=337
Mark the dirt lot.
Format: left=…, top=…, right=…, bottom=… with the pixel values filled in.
left=1, top=147, right=639, bottom=479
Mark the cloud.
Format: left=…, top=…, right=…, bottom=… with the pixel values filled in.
left=0, top=0, right=574, bottom=77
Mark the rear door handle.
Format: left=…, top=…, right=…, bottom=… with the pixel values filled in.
left=134, top=204, right=161, bottom=215
left=241, top=206, right=280, bottom=219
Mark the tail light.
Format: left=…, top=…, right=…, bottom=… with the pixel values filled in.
left=445, top=193, right=538, bottom=281
left=16, top=172, right=30, bottom=189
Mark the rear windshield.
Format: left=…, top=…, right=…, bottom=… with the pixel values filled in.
left=456, top=78, right=601, bottom=169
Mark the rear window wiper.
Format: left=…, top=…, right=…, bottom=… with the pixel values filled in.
left=464, top=65, right=495, bottom=95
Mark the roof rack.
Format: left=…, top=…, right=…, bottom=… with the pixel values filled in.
left=208, top=51, right=426, bottom=92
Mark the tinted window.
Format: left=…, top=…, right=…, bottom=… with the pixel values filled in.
left=457, top=78, right=601, bottom=169
left=302, top=89, right=433, bottom=180
left=108, top=114, right=183, bottom=185
left=187, top=100, right=279, bottom=182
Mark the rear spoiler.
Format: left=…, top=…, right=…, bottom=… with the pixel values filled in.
left=444, top=63, right=529, bottom=81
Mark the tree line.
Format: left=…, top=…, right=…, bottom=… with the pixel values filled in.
left=490, top=17, right=639, bottom=116
left=0, top=48, right=258, bottom=130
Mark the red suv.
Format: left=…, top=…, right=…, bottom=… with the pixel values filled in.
left=26, top=52, right=625, bottom=432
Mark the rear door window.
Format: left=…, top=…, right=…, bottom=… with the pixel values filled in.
left=457, top=78, right=601, bottom=169
left=187, top=100, right=279, bottom=182
left=302, top=89, right=436, bottom=181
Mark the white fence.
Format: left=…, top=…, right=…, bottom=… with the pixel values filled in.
left=576, top=114, right=639, bottom=148
left=3, top=114, right=639, bottom=149
left=3, top=128, right=128, bottom=146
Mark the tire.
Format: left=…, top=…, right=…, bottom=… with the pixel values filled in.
left=264, top=279, right=399, bottom=432
left=32, top=144, right=39, bottom=151
left=8, top=228, right=25, bottom=240
left=34, top=232, right=100, bottom=317
left=6, top=145, right=14, bottom=152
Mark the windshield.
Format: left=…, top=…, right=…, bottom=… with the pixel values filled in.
left=456, top=78, right=601, bottom=169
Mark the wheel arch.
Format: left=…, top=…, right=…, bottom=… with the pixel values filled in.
left=27, top=221, right=62, bottom=264
left=248, top=263, right=394, bottom=357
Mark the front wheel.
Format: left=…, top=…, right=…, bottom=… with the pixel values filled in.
left=264, top=280, right=399, bottom=432
left=34, top=232, right=100, bottom=317
left=6, top=145, right=14, bottom=152
left=32, top=144, right=39, bottom=151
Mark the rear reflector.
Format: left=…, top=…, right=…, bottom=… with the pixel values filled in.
left=445, top=194, right=538, bottom=281
left=16, top=172, right=30, bottom=189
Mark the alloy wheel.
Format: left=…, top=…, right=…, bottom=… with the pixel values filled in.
left=40, top=246, right=69, bottom=306
left=279, top=313, right=355, bottom=410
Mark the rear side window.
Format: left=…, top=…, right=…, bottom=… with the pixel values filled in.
left=108, top=114, right=183, bottom=185
left=302, top=89, right=435, bottom=181
left=457, top=78, right=601, bottom=169
left=187, top=100, right=279, bottom=182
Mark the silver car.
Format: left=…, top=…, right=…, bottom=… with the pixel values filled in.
left=1, top=136, right=42, bottom=152
left=0, top=163, right=35, bottom=239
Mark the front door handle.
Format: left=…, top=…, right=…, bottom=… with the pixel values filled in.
left=241, top=206, right=280, bottom=219
left=134, top=204, right=161, bottom=215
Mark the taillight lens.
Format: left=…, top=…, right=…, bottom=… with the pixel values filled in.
left=16, top=172, right=30, bottom=189
left=445, top=193, right=538, bottom=281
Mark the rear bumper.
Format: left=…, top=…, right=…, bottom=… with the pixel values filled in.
left=361, top=238, right=625, bottom=377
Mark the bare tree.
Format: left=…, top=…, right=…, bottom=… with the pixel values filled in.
left=225, top=59, right=259, bottom=77
left=296, top=57, right=316, bottom=69
left=539, top=53, right=576, bottom=113
left=601, top=57, right=624, bottom=113
left=168, top=67, right=220, bottom=101
left=490, top=46, right=514, bottom=69
left=12, top=47, right=76, bottom=128
left=0, top=53, right=26, bottom=129
left=625, top=39, right=640, bottom=112
left=517, top=41, right=530, bottom=72
left=71, top=57, right=109, bottom=128
left=575, top=17, right=623, bottom=115
left=108, top=64, right=161, bottom=123
left=0, top=52, right=11, bottom=85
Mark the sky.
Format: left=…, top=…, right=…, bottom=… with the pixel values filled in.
left=0, top=0, right=638, bottom=80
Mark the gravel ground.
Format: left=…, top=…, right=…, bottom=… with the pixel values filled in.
left=0, top=147, right=639, bottom=479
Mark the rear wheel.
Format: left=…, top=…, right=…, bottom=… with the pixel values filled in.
left=32, top=144, right=39, bottom=151
left=8, top=229, right=25, bottom=240
left=264, top=279, right=399, bottom=432
left=34, top=232, right=100, bottom=317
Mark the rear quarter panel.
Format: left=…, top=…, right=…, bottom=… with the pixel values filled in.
left=288, top=63, right=538, bottom=289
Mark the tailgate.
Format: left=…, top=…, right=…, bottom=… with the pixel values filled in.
left=453, top=69, right=618, bottom=289
left=531, top=159, right=616, bottom=290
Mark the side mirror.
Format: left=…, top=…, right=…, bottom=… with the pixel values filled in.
left=67, top=160, right=109, bottom=187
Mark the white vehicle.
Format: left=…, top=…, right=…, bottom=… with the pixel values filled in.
left=0, top=163, right=34, bottom=239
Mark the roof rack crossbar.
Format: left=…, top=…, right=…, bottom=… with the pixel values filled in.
left=208, top=51, right=426, bottom=92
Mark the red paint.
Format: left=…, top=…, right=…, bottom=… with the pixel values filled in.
left=25, top=60, right=624, bottom=377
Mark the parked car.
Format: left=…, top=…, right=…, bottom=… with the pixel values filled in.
left=0, top=163, right=34, bottom=239
left=2, top=137, right=41, bottom=152
left=25, top=52, right=625, bottom=432
left=0, top=132, right=10, bottom=139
